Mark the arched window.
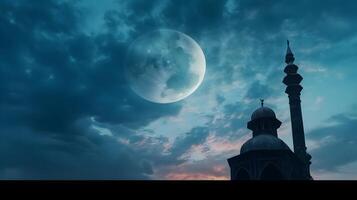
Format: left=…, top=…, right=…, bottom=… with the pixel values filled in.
left=260, top=164, right=284, bottom=180
left=235, top=168, right=250, bottom=180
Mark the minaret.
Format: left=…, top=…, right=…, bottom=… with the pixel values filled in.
left=283, top=40, right=312, bottom=179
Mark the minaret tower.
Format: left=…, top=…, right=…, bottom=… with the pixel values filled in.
left=283, top=40, right=312, bottom=179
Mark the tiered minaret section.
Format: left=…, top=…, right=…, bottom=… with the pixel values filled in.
left=283, top=40, right=312, bottom=179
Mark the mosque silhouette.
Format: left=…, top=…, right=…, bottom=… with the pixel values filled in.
left=227, top=41, right=313, bottom=180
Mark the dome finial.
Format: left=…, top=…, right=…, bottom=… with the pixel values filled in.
left=285, top=40, right=295, bottom=64
left=260, top=99, right=264, bottom=107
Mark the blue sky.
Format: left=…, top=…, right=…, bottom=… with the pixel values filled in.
left=0, top=0, right=356, bottom=179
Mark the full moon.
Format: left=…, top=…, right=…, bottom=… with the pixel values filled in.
left=125, top=29, right=206, bottom=104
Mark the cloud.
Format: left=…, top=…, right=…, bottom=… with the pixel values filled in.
left=308, top=112, right=357, bottom=171
left=155, top=156, right=230, bottom=180
left=0, top=121, right=154, bottom=179
left=0, top=0, right=186, bottom=179
left=244, top=81, right=275, bottom=101
left=170, top=127, right=210, bottom=159
left=4, top=0, right=184, bottom=125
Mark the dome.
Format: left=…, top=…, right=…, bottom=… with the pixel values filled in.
left=240, top=134, right=290, bottom=154
left=251, top=106, right=276, bottom=120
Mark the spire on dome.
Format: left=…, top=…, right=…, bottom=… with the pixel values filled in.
left=285, top=40, right=295, bottom=64
left=260, top=99, right=264, bottom=107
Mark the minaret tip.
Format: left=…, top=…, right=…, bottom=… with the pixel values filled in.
left=285, top=40, right=295, bottom=64
left=286, top=40, right=292, bottom=54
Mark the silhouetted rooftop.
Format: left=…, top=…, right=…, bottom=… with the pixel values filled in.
left=240, top=134, right=290, bottom=154
left=251, top=106, right=276, bottom=120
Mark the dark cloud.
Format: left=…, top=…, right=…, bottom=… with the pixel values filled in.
left=216, top=95, right=226, bottom=105
left=231, top=0, right=357, bottom=40
left=308, top=112, right=357, bottom=171
left=0, top=122, right=153, bottom=179
left=244, top=81, right=275, bottom=101
left=1, top=0, right=183, bottom=127
left=160, top=0, right=229, bottom=35
left=0, top=0, right=184, bottom=179
left=170, top=127, right=210, bottom=158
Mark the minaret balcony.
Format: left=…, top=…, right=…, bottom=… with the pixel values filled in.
left=283, top=73, right=303, bottom=85
left=284, top=64, right=299, bottom=74
left=285, top=85, right=303, bottom=95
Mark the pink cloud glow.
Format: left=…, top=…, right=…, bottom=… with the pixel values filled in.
left=165, top=172, right=229, bottom=180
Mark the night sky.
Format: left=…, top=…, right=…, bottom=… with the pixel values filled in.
left=1, top=0, right=357, bottom=180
